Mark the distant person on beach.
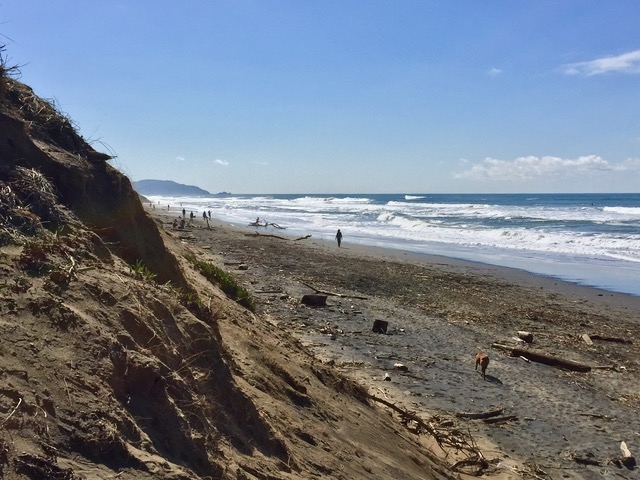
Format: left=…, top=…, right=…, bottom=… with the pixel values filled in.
left=208, top=210, right=212, bottom=219
left=182, top=208, right=186, bottom=218
left=335, top=229, right=343, bottom=247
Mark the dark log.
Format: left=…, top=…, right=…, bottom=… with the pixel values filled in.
left=372, top=320, right=388, bottom=334
left=492, top=343, right=591, bottom=372
left=301, top=294, right=327, bottom=307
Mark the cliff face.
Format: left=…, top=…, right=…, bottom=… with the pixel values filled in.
left=0, top=79, right=184, bottom=286
left=0, top=76, right=453, bottom=479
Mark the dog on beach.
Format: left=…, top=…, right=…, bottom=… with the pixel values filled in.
left=475, top=352, right=489, bottom=379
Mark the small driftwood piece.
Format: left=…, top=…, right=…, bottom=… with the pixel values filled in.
left=517, top=331, right=533, bottom=343
left=483, top=415, right=518, bottom=425
left=456, top=407, right=504, bottom=420
left=302, top=282, right=368, bottom=300
left=581, top=334, right=594, bottom=346
left=590, top=334, right=632, bottom=344
left=294, top=234, right=312, bottom=241
left=492, top=343, right=591, bottom=372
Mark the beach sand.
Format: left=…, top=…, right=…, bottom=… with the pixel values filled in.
left=158, top=211, right=640, bottom=478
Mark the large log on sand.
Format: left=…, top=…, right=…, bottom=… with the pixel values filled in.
left=492, top=344, right=591, bottom=372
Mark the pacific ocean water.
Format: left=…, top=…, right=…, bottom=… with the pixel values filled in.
left=148, top=193, right=640, bottom=297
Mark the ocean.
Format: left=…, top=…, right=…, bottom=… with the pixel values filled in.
left=148, top=193, right=640, bottom=297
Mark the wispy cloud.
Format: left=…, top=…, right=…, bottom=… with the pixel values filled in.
left=560, top=49, right=640, bottom=76
left=455, top=155, right=640, bottom=181
left=487, top=67, right=503, bottom=77
left=214, top=159, right=229, bottom=166
left=175, top=156, right=186, bottom=162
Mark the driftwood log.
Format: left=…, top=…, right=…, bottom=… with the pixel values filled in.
left=249, top=221, right=285, bottom=229
left=245, top=232, right=288, bottom=240
left=483, top=415, right=518, bottom=425
left=492, top=343, right=591, bottom=372
left=456, top=407, right=504, bottom=419
left=590, top=334, right=632, bottom=344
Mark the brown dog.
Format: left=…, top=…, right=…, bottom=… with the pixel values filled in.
left=475, top=352, right=489, bottom=379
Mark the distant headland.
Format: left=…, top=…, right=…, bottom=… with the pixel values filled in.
left=133, top=179, right=230, bottom=196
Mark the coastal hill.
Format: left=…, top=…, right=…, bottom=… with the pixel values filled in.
left=133, top=179, right=213, bottom=197
left=0, top=67, right=454, bottom=476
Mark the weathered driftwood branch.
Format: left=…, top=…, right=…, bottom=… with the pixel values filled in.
left=492, top=343, right=591, bottom=372
left=456, top=407, right=504, bottom=419
left=294, top=234, right=312, bottom=241
left=245, top=232, right=288, bottom=240
left=367, top=393, right=487, bottom=473
left=302, top=281, right=368, bottom=300
left=248, top=221, right=285, bottom=229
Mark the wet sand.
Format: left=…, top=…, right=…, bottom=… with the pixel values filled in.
left=158, top=211, right=640, bottom=478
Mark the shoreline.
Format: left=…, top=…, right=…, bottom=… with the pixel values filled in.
left=151, top=202, right=640, bottom=299
left=158, top=205, right=640, bottom=309
left=155, top=209, right=640, bottom=477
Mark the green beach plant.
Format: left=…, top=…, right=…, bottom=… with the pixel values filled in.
left=185, top=254, right=255, bottom=311
left=129, top=259, right=157, bottom=281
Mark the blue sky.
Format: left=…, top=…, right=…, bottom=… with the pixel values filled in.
left=2, top=1, right=639, bottom=194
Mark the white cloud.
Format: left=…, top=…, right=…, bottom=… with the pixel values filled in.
left=487, top=67, right=503, bottom=77
left=214, top=159, right=229, bottom=166
left=560, top=49, right=640, bottom=76
left=175, top=156, right=186, bottom=162
left=454, top=155, right=640, bottom=182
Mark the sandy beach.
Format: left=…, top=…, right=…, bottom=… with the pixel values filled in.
left=158, top=211, right=640, bottom=479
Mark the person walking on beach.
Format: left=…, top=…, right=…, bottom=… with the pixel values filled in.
left=182, top=208, right=186, bottom=218
left=335, top=229, right=343, bottom=248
